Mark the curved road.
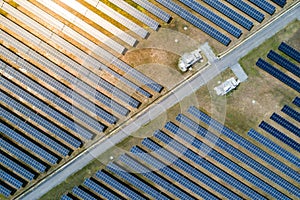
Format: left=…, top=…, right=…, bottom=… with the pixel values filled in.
left=19, top=3, right=300, bottom=199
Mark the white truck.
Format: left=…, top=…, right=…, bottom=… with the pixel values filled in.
left=214, top=77, right=240, bottom=96
left=178, top=47, right=203, bottom=72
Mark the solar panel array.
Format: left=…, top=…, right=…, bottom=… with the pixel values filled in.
left=72, top=186, right=96, bottom=200
left=0, top=185, right=12, bottom=198
left=293, top=97, right=300, bottom=107
left=179, top=0, right=242, bottom=38
left=271, top=113, right=300, bottom=137
left=256, top=58, right=300, bottom=92
left=279, top=42, right=300, bottom=63
left=155, top=0, right=231, bottom=46
left=259, top=121, right=300, bottom=152
left=203, top=0, right=253, bottom=30
left=0, top=169, right=23, bottom=189
left=249, top=0, right=276, bottom=15
left=60, top=194, right=73, bottom=200
left=248, top=129, right=300, bottom=168
left=271, top=0, right=286, bottom=7
left=281, top=105, right=300, bottom=122
left=225, top=0, right=265, bottom=22
left=267, top=50, right=300, bottom=77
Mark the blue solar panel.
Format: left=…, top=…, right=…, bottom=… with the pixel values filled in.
left=271, top=0, right=286, bottom=7
left=248, top=129, right=300, bottom=168
left=106, top=162, right=169, bottom=200
left=155, top=0, right=231, bottom=46
left=158, top=127, right=266, bottom=200
left=1, top=62, right=104, bottom=134
left=0, top=184, right=11, bottom=197
left=0, top=153, right=35, bottom=180
left=60, top=194, right=73, bottom=200
left=0, top=122, right=58, bottom=165
left=0, top=169, right=23, bottom=189
left=267, top=50, right=300, bottom=78
left=278, top=42, right=300, bottom=63
left=160, top=125, right=289, bottom=199
left=293, top=97, right=300, bottom=107
left=95, top=171, right=143, bottom=200
left=203, top=0, right=253, bottom=30
left=256, top=58, right=300, bottom=92
left=177, top=113, right=300, bottom=193
left=0, top=138, right=46, bottom=173
left=130, top=146, right=219, bottom=200
left=119, top=154, right=194, bottom=200
left=259, top=121, right=300, bottom=152
left=225, top=0, right=265, bottom=22
left=179, top=0, right=242, bottom=38
left=142, top=138, right=243, bottom=200
left=249, top=0, right=275, bottom=15
left=282, top=105, right=300, bottom=122
left=72, top=186, right=96, bottom=200
left=0, top=89, right=81, bottom=148
left=271, top=113, right=300, bottom=137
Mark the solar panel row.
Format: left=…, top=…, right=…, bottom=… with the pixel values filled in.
left=293, top=97, right=300, bottom=107
left=256, top=58, right=300, bottom=93
left=271, top=113, right=300, bottom=137
left=248, top=129, right=300, bottom=168
left=177, top=113, right=300, bottom=193
left=281, top=105, right=300, bottom=122
left=271, top=0, right=286, bottom=7
left=95, top=170, right=144, bottom=200
left=155, top=0, right=231, bottom=46
left=162, top=123, right=289, bottom=199
left=130, top=146, right=219, bottom=200
left=109, top=0, right=160, bottom=31
left=0, top=169, right=23, bottom=189
left=278, top=42, right=300, bottom=63
left=119, top=154, right=194, bottom=200
left=259, top=121, right=300, bottom=152
left=267, top=50, right=300, bottom=78
left=0, top=153, right=35, bottom=181
left=106, top=162, right=169, bottom=200
left=60, top=194, right=73, bottom=200
left=203, top=0, right=253, bottom=30
left=0, top=185, right=11, bottom=197
left=160, top=126, right=266, bottom=200
left=0, top=122, right=58, bottom=165
left=179, top=0, right=242, bottom=38
left=131, top=0, right=171, bottom=23
left=72, top=186, right=96, bottom=200
left=249, top=0, right=276, bottom=15
left=225, top=0, right=265, bottom=22
left=142, top=138, right=243, bottom=200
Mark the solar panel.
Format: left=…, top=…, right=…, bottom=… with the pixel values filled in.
left=259, top=121, right=300, bottom=152
left=293, top=97, right=300, bottom=107
left=225, top=0, right=265, bottom=22
left=155, top=0, right=231, bottom=46
left=0, top=122, right=58, bottom=165
left=256, top=58, right=300, bottom=92
left=267, top=50, right=300, bottom=78
left=106, top=162, right=169, bottom=200
left=60, top=0, right=137, bottom=47
left=271, top=113, right=300, bottom=137
left=0, top=139, right=46, bottom=173
left=108, top=0, right=160, bottom=30
left=177, top=113, right=300, bottom=192
left=142, top=138, right=243, bottom=200
left=278, top=42, right=300, bottom=63
left=270, top=0, right=286, bottom=7
left=179, top=0, right=242, bottom=38
left=160, top=125, right=288, bottom=199
left=203, top=0, right=253, bottom=30
left=281, top=105, right=300, bottom=122
left=0, top=153, right=35, bottom=181
left=248, top=129, right=300, bottom=168
left=60, top=194, right=73, bottom=200
left=0, top=184, right=11, bottom=197
left=159, top=127, right=266, bottom=200
left=131, top=0, right=171, bottom=23
left=119, top=154, right=194, bottom=200
left=249, top=0, right=276, bottom=15
left=131, top=146, right=220, bottom=200
left=0, top=169, right=23, bottom=189
left=72, top=186, right=96, bottom=200
left=95, top=171, right=143, bottom=200
left=83, top=178, right=121, bottom=200
left=85, top=0, right=149, bottom=38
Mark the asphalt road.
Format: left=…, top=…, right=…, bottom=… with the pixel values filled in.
left=19, top=3, right=300, bottom=200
